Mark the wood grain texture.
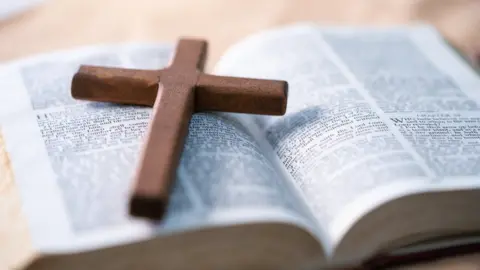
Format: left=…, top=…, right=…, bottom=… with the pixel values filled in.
left=195, top=75, right=288, bottom=114
left=71, top=65, right=160, bottom=106
left=129, top=83, right=194, bottom=220
left=0, top=0, right=480, bottom=269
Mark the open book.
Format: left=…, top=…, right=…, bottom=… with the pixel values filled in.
left=1, top=23, right=480, bottom=270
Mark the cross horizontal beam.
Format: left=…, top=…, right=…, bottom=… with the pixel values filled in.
left=72, top=66, right=287, bottom=114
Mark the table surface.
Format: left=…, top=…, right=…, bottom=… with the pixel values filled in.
left=1, top=0, right=480, bottom=269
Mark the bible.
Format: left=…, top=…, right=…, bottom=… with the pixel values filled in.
left=1, top=23, right=480, bottom=270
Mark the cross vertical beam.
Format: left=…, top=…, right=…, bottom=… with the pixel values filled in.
left=129, top=83, right=194, bottom=219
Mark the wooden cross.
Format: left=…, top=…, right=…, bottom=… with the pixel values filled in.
left=70, top=38, right=288, bottom=221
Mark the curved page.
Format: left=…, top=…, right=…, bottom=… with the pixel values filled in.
left=214, top=23, right=480, bottom=253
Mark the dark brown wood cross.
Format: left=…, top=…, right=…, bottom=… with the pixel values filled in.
left=70, top=38, right=288, bottom=221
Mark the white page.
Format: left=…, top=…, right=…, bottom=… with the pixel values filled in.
left=320, top=25, right=480, bottom=240
left=0, top=42, right=320, bottom=254
left=214, top=23, right=480, bottom=252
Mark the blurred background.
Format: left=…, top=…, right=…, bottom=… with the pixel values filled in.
left=0, top=0, right=479, bottom=70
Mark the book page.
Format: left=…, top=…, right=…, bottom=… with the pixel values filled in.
left=214, top=23, right=480, bottom=249
left=322, top=25, right=480, bottom=240
left=0, top=43, right=319, bottom=253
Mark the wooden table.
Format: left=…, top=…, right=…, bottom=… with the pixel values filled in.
left=1, top=0, right=480, bottom=269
